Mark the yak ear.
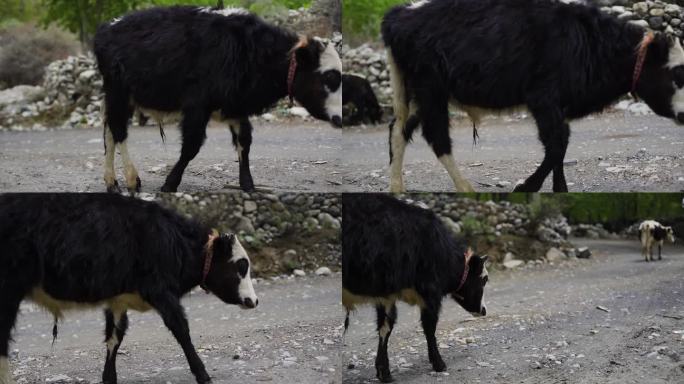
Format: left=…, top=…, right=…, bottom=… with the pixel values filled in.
left=294, top=36, right=322, bottom=70
left=212, top=233, right=235, bottom=260
left=464, top=247, right=474, bottom=263
left=647, top=32, right=671, bottom=65
left=480, top=255, right=489, bottom=263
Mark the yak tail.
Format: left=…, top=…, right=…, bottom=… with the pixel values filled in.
left=472, top=122, right=480, bottom=147
left=51, top=316, right=58, bottom=348
left=159, top=122, right=167, bottom=144
left=344, top=310, right=350, bottom=335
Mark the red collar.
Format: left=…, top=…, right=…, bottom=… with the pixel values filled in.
left=287, top=52, right=297, bottom=107
left=456, top=248, right=473, bottom=291
left=288, top=36, right=308, bottom=107
left=632, top=32, right=655, bottom=98
left=200, top=229, right=220, bottom=293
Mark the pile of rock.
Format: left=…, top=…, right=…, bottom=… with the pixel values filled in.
left=571, top=223, right=619, bottom=239
left=0, top=54, right=104, bottom=131
left=0, top=85, right=46, bottom=129
left=43, top=55, right=103, bottom=129
left=601, top=1, right=684, bottom=34
left=342, top=43, right=392, bottom=104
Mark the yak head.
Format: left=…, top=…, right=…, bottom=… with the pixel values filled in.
left=665, top=226, right=676, bottom=243
left=635, top=33, right=684, bottom=124
left=451, top=249, right=488, bottom=317
left=290, top=36, right=342, bottom=128
left=203, top=232, right=258, bottom=309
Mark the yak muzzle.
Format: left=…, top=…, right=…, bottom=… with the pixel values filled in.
left=241, top=297, right=258, bottom=309
left=331, top=115, right=342, bottom=128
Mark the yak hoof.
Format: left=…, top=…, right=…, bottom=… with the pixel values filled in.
left=106, top=181, right=122, bottom=194
left=376, top=368, right=393, bottom=383
left=128, top=177, right=142, bottom=194
left=512, top=183, right=531, bottom=193
left=195, top=373, right=211, bottom=384
left=160, top=184, right=177, bottom=193
left=240, top=180, right=256, bottom=193
left=432, top=359, right=447, bottom=372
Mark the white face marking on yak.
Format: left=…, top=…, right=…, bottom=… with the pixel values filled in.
left=204, top=234, right=258, bottom=309
left=230, top=236, right=258, bottom=309
left=451, top=255, right=488, bottom=317
left=638, top=35, right=684, bottom=124
left=666, top=227, right=676, bottom=243
left=319, top=41, right=343, bottom=127
left=667, top=38, right=684, bottom=122
left=291, top=38, right=342, bottom=128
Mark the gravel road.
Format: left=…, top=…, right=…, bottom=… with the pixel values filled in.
left=342, top=239, right=684, bottom=383
left=342, top=114, right=684, bottom=192
left=8, top=274, right=343, bottom=384
left=0, top=121, right=342, bottom=193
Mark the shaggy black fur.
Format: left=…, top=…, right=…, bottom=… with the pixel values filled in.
left=0, top=194, right=251, bottom=384
left=94, top=6, right=341, bottom=193
left=342, top=194, right=488, bottom=382
left=343, top=74, right=383, bottom=125
left=382, top=0, right=684, bottom=192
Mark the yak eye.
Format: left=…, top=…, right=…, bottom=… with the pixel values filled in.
left=673, top=66, right=684, bottom=88
left=235, top=258, right=249, bottom=278
left=323, top=70, right=341, bottom=91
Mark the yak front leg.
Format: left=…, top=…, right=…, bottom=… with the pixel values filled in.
left=420, top=303, right=446, bottom=372
left=145, top=292, right=210, bottom=384
left=416, top=89, right=474, bottom=192
left=161, top=109, right=210, bottom=192
left=228, top=118, right=255, bottom=192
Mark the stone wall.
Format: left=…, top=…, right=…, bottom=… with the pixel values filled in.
left=398, top=195, right=629, bottom=268
left=148, top=192, right=341, bottom=277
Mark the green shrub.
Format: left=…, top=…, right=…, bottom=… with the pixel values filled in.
left=343, top=0, right=404, bottom=44
left=0, top=24, right=77, bottom=88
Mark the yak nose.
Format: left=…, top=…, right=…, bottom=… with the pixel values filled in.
left=676, top=112, right=684, bottom=124
left=331, top=115, right=342, bottom=128
left=243, top=297, right=258, bottom=309
left=480, top=306, right=487, bottom=316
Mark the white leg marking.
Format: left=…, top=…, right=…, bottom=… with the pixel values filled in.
left=106, top=310, right=123, bottom=358
left=104, top=127, right=116, bottom=187
left=227, top=120, right=243, bottom=163
left=0, top=357, right=15, bottom=384
left=389, top=124, right=407, bottom=193
left=379, top=320, right=391, bottom=340
left=117, top=140, right=139, bottom=190
left=438, top=155, right=474, bottom=192
left=388, top=50, right=408, bottom=193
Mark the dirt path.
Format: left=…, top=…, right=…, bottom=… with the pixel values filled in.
left=0, top=121, right=342, bottom=193
left=342, top=114, right=684, bottom=192
left=8, top=274, right=343, bottom=384
left=342, top=239, right=684, bottom=383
